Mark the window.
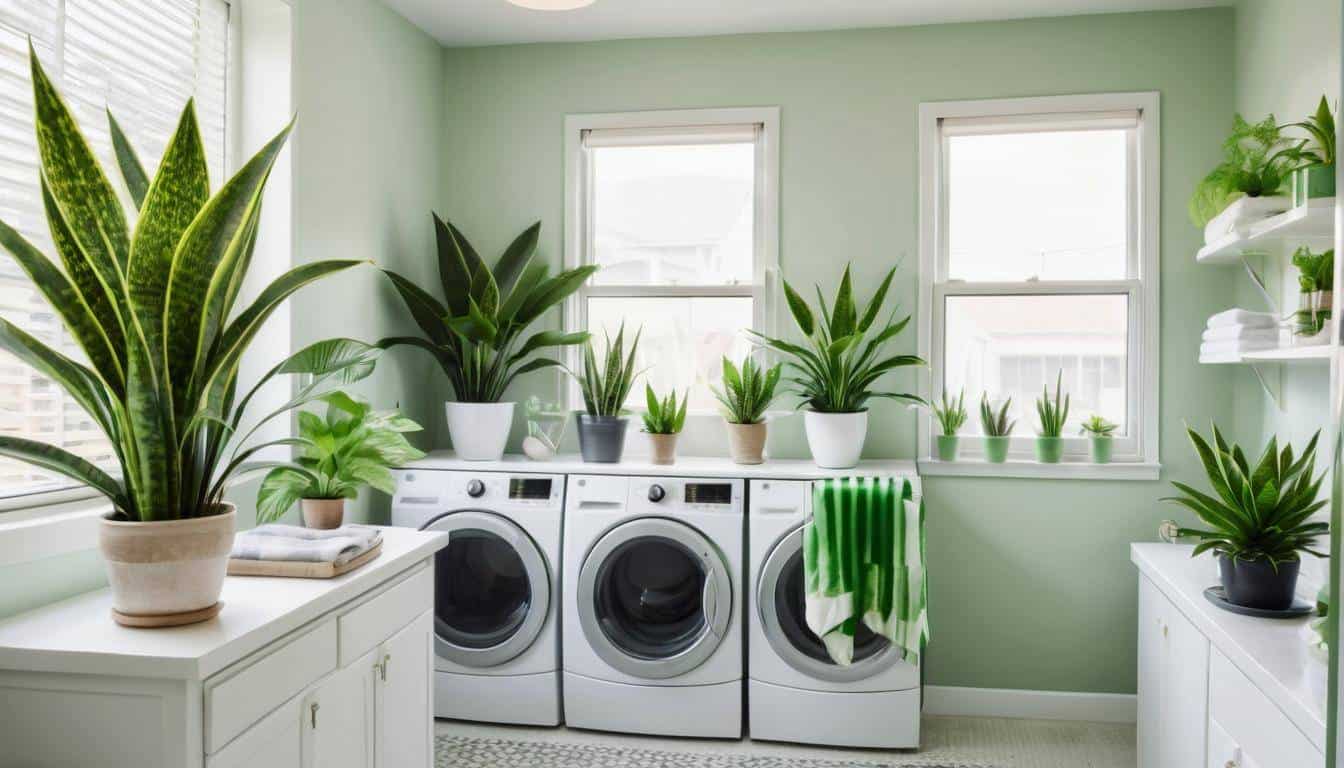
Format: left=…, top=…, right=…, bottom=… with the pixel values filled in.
left=564, top=109, right=779, bottom=412
left=918, top=94, right=1159, bottom=473
left=0, top=1, right=230, bottom=504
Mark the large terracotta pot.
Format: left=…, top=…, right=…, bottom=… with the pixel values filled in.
left=302, top=498, right=346, bottom=529
left=725, top=421, right=768, bottom=465
left=99, top=504, right=235, bottom=624
left=646, top=432, right=679, bottom=465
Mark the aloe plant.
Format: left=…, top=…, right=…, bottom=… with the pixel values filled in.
left=750, top=264, right=925, bottom=413
left=1035, top=372, right=1071, bottom=438
left=1079, top=415, right=1119, bottom=437
left=0, top=47, right=370, bottom=522
left=641, top=386, right=688, bottom=435
left=572, top=324, right=643, bottom=417
left=930, top=389, right=968, bottom=436
left=712, top=356, right=781, bottom=425
left=979, top=396, right=1015, bottom=437
left=381, top=217, right=597, bottom=403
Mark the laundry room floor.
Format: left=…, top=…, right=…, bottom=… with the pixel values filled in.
left=434, top=717, right=1136, bottom=768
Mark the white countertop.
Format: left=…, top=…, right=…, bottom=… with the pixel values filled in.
left=1131, top=543, right=1326, bottom=750
left=0, top=526, right=447, bottom=682
left=406, top=451, right=920, bottom=480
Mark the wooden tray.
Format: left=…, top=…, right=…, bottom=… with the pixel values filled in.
left=227, top=541, right=383, bottom=579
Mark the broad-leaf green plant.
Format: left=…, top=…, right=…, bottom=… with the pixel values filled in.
left=1035, top=372, right=1070, bottom=438
left=641, top=386, right=688, bottom=435
left=1286, top=96, right=1336, bottom=167
left=573, top=324, right=643, bottom=417
left=1189, top=113, right=1311, bottom=227
left=712, top=356, right=781, bottom=425
left=930, top=389, right=967, bottom=436
left=979, top=396, right=1015, bottom=437
left=750, top=264, right=925, bottom=413
left=0, top=46, right=369, bottom=521
left=381, top=217, right=597, bottom=403
left=1079, top=415, right=1118, bottom=437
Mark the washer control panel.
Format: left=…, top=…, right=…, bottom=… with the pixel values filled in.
left=628, top=477, right=744, bottom=514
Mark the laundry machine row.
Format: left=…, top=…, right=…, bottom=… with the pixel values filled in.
left=392, top=465, right=922, bottom=749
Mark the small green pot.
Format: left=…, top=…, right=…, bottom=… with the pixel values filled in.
left=1293, top=163, right=1336, bottom=206
left=983, top=436, right=1010, bottom=463
left=935, top=434, right=960, bottom=461
left=1035, top=436, right=1064, bottom=463
left=1089, top=435, right=1113, bottom=464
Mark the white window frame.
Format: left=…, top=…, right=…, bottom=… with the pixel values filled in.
left=916, top=93, right=1161, bottom=480
left=561, top=107, right=781, bottom=418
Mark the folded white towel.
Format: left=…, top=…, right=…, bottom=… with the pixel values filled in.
left=1202, top=325, right=1281, bottom=343
left=231, top=524, right=382, bottom=565
left=1200, top=339, right=1279, bottom=359
left=1207, top=309, right=1278, bottom=329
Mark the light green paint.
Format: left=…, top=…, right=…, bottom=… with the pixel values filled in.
left=439, top=9, right=1239, bottom=694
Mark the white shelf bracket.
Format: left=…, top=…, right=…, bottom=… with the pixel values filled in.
left=1248, top=363, right=1282, bottom=410
left=1239, top=253, right=1279, bottom=316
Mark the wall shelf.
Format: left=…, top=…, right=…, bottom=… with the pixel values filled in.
left=1196, top=198, right=1335, bottom=265
left=1199, top=345, right=1332, bottom=365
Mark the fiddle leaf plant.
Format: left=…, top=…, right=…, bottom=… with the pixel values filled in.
left=0, top=46, right=370, bottom=521
left=712, top=356, right=781, bottom=425
left=641, top=386, right=688, bottom=435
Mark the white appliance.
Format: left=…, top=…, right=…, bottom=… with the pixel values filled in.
left=392, top=468, right=564, bottom=726
left=747, top=478, right=923, bottom=748
left=562, top=474, right=745, bottom=738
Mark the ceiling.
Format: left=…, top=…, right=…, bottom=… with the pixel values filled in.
left=383, top=0, right=1230, bottom=47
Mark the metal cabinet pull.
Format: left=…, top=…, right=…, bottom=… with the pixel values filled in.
left=310, top=701, right=320, bottom=729
left=380, top=653, right=391, bottom=682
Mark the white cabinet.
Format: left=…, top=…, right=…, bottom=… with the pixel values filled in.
left=304, top=654, right=374, bottom=768
left=374, top=611, right=433, bottom=768
left=1137, top=574, right=1209, bottom=768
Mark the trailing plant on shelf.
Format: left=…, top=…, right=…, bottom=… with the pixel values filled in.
left=1034, top=372, right=1071, bottom=463
left=1291, top=246, right=1334, bottom=338
left=1189, top=113, right=1310, bottom=227
left=570, top=323, right=643, bottom=463
left=712, top=356, right=782, bottom=465
left=256, top=393, right=425, bottom=527
left=381, top=216, right=597, bottom=460
left=750, top=263, right=925, bottom=469
left=1163, top=424, right=1328, bottom=611
left=1080, top=414, right=1119, bottom=464
left=0, top=47, right=371, bottom=623
left=641, top=385, right=688, bottom=465
left=979, top=395, right=1015, bottom=464
left=929, top=389, right=968, bottom=462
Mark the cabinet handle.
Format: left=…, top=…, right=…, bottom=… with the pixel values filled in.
left=380, top=652, right=391, bottom=682
left=1162, top=623, right=1168, bottom=638
left=310, top=701, right=320, bottom=729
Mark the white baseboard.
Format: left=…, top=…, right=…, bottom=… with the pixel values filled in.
left=923, top=685, right=1137, bottom=724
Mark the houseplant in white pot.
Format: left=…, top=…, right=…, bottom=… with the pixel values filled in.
left=0, top=48, right=372, bottom=625
left=1079, top=414, right=1118, bottom=464
left=570, top=324, right=643, bottom=463
left=751, top=264, right=925, bottom=469
left=381, top=217, right=596, bottom=460
left=929, top=389, right=967, bottom=461
left=641, top=386, right=687, bottom=465
left=256, top=393, right=425, bottom=527
left=711, top=355, right=781, bottom=465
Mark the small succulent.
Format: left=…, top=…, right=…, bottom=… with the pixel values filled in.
left=1080, top=415, right=1119, bottom=437
left=979, top=395, right=1015, bottom=437
left=642, top=386, right=688, bottom=435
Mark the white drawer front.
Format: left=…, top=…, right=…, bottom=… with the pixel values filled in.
left=205, top=619, right=337, bottom=754
left=338, top=563, right=433, bottom=666
left=1209, top=649, right=1321, bottom=768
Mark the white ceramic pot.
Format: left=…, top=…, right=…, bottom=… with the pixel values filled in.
left=99, top=504, right=236, bottom=620
left=803, top=410, right=868, bottom=469
left=445, top=401, right=515, bottom=461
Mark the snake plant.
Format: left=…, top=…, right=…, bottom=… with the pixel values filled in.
left=979, top=396, right=1015, bottom=437
left=712, top=356, right=781, bottom=425
left=381, top=217, right=597, bottom=403
left=641, top=386, right=688, bottom=435
left=572, top=324, right=643, bottom=417
left=931, top=389, right=968, bottom=436
left=0, top=46, right=371, bottom=521
left=1035, top=371, right=1071, bottom=437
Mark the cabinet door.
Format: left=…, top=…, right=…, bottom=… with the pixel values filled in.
left=375, top=611, right=433, bottom=768
left=207, top=698, right=302, bottom=768
left=303, top=654, right=374, bottom=768
left=1137, top=576, right=1163, bottom=768
left=1158, top=590, right=1209, bottom=768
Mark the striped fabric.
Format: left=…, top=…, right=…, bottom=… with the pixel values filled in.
left=803, top=477, right=928, bottom=666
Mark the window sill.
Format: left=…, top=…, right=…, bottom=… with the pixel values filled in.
left=0, top=497, right=109, bottom=567
left=917, top=458, right=1161, bottom=481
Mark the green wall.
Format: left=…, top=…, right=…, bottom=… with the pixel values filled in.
left=438, top=9, right=1239, bottom=694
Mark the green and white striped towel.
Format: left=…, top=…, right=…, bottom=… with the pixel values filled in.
left=804, top=477, right=928, bottom=666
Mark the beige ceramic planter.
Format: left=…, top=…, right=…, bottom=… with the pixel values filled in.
left=647, top=432, right=679, bottom=465
left=302, top=498, right=346, bottom=529
left=99, top=504, right=235, bottom=622
left=726, top=421, right=767, bottom=465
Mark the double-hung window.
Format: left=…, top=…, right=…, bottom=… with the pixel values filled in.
left=564, top=108, right=779, bottom=412
left=918, top=94, right=1160, bottom=476
left=0, top=0, right=230, bottom=505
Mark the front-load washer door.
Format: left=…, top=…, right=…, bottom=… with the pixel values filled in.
left=577, top=517, right=732, bottom=680
left=423, top=510, right=549, bottom=669
left=758, top=525, right=903, bottom=682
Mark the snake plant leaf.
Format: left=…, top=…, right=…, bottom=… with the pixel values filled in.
left=496, top=262, right=549, bottom=328
left=382, top=270, right=452, bottom=345
left=510, top=330, right=589, bottom=363
left=830, top=265, right=857, bottom=339
left=494, top=221, right=541, bottom=296
left=107, top=108, right=150, bottom=209
left=515, top=265, right=599, bottom=326
left=447, top=297, right=499, bottom=344
left=0, top=436, right=127, bottom=512
left=781, top=279, right=814, bottom=337
left=468, top=257, right=500, bottom=319
left=0, top=318, right=117, bottom=441
left=444, top=219, right=486, bottom=279
left=433, top=213, right=473, bottom=315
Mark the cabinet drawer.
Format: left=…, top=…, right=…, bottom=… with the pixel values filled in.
left=1209, top=649, right=1321, bottom=768
left=205, top=619, right=337, bottom=754
left=338, top=564, right=433, bottom=666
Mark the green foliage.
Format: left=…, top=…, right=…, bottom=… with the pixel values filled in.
left=1189, top=113, right=1310, bottom=227
left=712, top=356, right=781, bottom=425
left=0, top=47, right=368, bottom=521
left=255, top=394, right=425, bottom=524
left=641, top=386, right=688, bottom=435
left=572, top=324, right=642, bottom=417
left=1164, top=425, right=1328, bottom=567
left=1292, top=246, right=1334, bottom=293
left=1035, top=371, right=1071, bottom=437
left=750, top=264, right=925, bottom=413
left=1285, top=95, right=1336, bottom=167
left=1079, top=414, right=1118, bottom=437
left=381, top=217, right=597, bottom=403
left=930, top=389, right=967, bottom=436
left=979, top=395, right=1015, bottom=437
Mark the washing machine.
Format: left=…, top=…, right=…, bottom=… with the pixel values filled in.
left=748, top=477, right=923, bottom=749
left=392, top=469, right=563, bottom=726
left=562, top=474, right=744, bottom=739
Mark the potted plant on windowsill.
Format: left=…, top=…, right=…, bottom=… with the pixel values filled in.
left=1034, top=372, right=1070, bottom=464
left=641, top=386, right=687, bottom=465
left=1285, top=96, right=1336, bottom=206
left=256, top=393, right=425, bottom=528
left=1164, top=425, right=1328, bottom=611
left=1291, top=245, right=1333, bottom=345
left=571, top=324, right=642, bottom=463
left=712, top=356, right=781, bottom=465
left=0, top=48, right=372, bottom=626
left=979, top=395, right=1015, bottom=463
left=381, top=217, right=597, bottom=461
left=930, top=389, right=967, bottom=461
left=751, top=264, right=925, bottom=469
left=1080, top=415, right=1118, bottom=464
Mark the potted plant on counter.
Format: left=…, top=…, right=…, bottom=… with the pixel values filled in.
left=1080, top=415, right=1118, bottom=464
left=0, top=49, right=371, bottom=625
left=256, top=393, right=425, bottom=527
left=751, top=264, right=925, bottom=469
left=381, top=217, right=596, bottom=461
left=1165, top=425, right=1328, bottom=611
left=571, top=324, right=642, bottom=463
left=1285, top=96, right=1336, bottom=206
left=712, top=356, right=781, bottom=465
left=979, top=396, right=1015, bottom=463
left=930, top=389, right=967, bottom=461
left=641, top=386, right=687, bottom=465
left=1034, top=372, right=1070, bottom=464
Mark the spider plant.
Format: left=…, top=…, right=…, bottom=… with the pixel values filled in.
left=642, top=386, right=688, bottom=435
left=712, top=356, right=781, bottom=425
left=979, top=396, right=1016, bottom=437
left=1079, top=415, right=1119, bottom=437
left=930, top=389, right=968, bottom=436
left=573, top=324, right=643, bottom=417
left=1035, top=371, right=1071, bottom=438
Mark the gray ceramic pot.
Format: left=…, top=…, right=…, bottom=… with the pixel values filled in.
left=576, top=414, right=629, bottom=463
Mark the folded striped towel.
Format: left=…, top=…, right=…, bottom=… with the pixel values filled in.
left=804, top=477, right=927, bottom=666
left=1207, top=309, right=1277, bottom=329
left=232, top=524, right=382, bottom=565
left=1202, top=325, right=1280, bottom=343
